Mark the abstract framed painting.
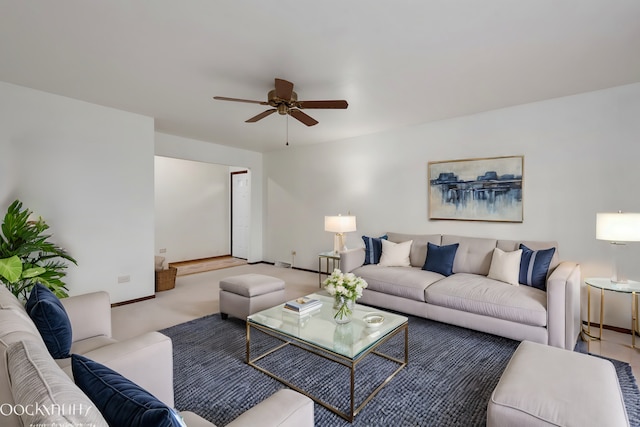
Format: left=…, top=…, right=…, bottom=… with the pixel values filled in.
left=428, top=156, right=523, bottom=222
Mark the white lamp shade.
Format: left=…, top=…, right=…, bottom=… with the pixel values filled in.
left=596, top=212, right=640, bottom=242
left=324, top=215, right=357, bottom=233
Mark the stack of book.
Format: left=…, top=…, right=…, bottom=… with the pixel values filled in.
left=283, top=297, right=322, bottom=315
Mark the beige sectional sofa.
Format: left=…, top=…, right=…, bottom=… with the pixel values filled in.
left=0, top=286, right=173, bottom=426
left=340, top=232, right=581, bottom=350
left=0, top=285, right=313, bottom=427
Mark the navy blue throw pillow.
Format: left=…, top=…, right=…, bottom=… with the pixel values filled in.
left=422, top=242, right=459, bottom=276
left=362, top=235, right=388, bottom=265
left=72, top=354, right=184, bottom=427
left=25, top=283, right=72, bottom=359
left=519, top=244, right=556, bottom=291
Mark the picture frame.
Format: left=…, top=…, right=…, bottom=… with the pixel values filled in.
left=428, top=155, right=523, bottom=222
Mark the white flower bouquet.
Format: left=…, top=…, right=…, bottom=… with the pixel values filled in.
left=322, top=269, right=368, bottom=321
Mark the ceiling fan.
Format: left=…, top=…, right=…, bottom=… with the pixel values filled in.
left=213, top=78, right=348, bottom=126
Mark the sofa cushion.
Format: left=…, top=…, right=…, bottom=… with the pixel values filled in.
left=353, top=265, right=443, bottom=302
left=519, top=244, right=556, bottom=291
left=7, top=339, right=108, bottom=427
left=387, top=232, right=442, bottom=267
left=379, top=240, right=412, bottom=267
left=0, top=306, right=43, bottom=342
left=56, top=335, right=119, bottom=372
left=423, top=242, right=459, bottom=277
left=70, top=335, right=118, bottom=355
left=72, top=354, right=184, bottom=427
left=425, top=273, right=547, bottom=327
left=487, top=248, right=522, bottom=286
left=442, top=235, right=497, bottom=275
left=0, top=285, right=26, bottom=311
left=362, top=234, right=387, bottom=265
left=25, top=283, right=72, bottom=359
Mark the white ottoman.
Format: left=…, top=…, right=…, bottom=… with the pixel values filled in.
left=219, top=274, right=285, bottom=320
left=488, top=340, right=629, bottom=427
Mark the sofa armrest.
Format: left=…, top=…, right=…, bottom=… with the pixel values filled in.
left=339, top=247, right=365, bottom=273
left=178, top=411, right=216, bottom=427
left=65, top=331, right=175, bottom=408
left=546, top=261, right=581, bottom=350
left=226, top=389, right=314, bottom=427
left=60, top=291, right=112, bottom=341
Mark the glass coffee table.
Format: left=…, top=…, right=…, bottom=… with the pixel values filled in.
left=246, top=293, right=408, bottom=422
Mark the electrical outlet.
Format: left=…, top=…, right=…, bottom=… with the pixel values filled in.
left=159, top=248, right=167, bottom=253
left=117, top=275, right=130, bottom=284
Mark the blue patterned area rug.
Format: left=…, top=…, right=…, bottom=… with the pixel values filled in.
left=161, top=314, right=640, bottom=426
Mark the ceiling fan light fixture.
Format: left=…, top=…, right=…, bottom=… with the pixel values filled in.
left=214, top=78, right=347, bottom=126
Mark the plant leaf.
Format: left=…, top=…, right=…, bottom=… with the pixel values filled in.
left=21, top=266, right=45, bottom=279
left=0, top=200, right=73, bottom=299
left=0, top=256, right=23, bottom=283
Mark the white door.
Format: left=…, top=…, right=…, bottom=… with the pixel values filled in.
left=231, top=171, right=250, bottom=259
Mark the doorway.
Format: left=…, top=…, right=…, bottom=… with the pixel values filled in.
left=231, top=170, right=250, bottom=260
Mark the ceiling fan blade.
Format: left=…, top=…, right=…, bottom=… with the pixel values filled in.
left=214, top=96, right=268, bottom=105
left=245, top=109, right=277, bottom=123
left=297, top=100, right=348, bottom=109
left=289, top=109, right=318, bottom=126
left=274, top=78, right=294, bottom=100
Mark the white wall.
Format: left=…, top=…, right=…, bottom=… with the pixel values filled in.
left=264, top=83, right=640, bottom=329
left=3, top=77, right=637, bottom=327
left=0, top=81, right=155, bottom=303
left=154, top=156, right=230, bottom=263
left=0, top=132, right=16, bottom=201
left=154, top=132, right=263, bottom=263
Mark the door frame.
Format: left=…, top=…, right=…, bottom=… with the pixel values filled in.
left=230, top=170, right=249, bottom=259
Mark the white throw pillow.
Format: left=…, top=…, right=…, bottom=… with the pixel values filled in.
left=378, top=240, right=413, bottom=267
left=487, top=248, right=522, bottom=286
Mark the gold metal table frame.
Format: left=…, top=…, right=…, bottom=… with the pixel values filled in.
left=582, top=277, right=640, bottom=349
left=318, top=251, right=340, bottom=287
left=246, top=321, right=408, bottom=422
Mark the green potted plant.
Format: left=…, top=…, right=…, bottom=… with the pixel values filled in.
left=0, top=200, right=76, bottom=299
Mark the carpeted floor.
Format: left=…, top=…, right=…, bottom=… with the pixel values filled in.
left=161, top=314, right=640, bottom=426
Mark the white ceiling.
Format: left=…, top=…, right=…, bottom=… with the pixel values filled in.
left=1, top=1, right=639, bottom=152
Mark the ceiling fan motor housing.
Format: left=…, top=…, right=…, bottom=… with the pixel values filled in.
left=268, top=89, right=298, bottom=114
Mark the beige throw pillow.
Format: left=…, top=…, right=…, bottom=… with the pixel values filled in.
left=379, top=240, right=413, bottom=267
left=488, top=247, right=522, bottom=286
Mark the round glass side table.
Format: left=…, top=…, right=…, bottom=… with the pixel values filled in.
left=583, top=277, right=640, bottom=348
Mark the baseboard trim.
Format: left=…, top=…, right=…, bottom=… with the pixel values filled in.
left=168, top=254, right=234, bottom=267
left=249, top=260, right=319, bottom=275
left=111, top=294, right=155, bottom=307
left=582, top=320, right=640, bottom=337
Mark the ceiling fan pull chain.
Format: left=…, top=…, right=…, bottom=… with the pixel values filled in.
left=286, top=113, right=289, bottom=146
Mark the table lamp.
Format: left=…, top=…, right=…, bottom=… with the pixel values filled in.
left=325, top=214, right=357, bottom=254
left=596, top=212, right=640, bottom=283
